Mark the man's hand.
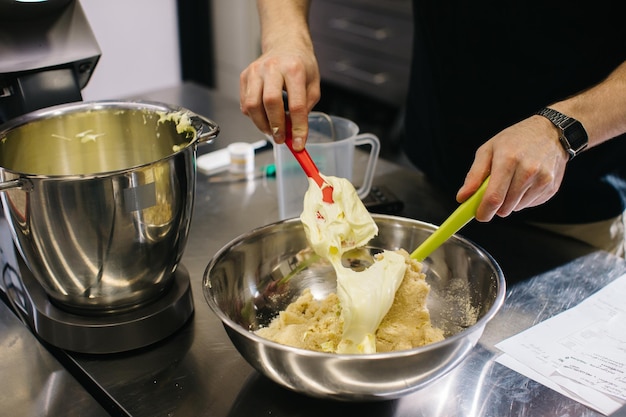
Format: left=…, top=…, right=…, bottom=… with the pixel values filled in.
left=457, top=115, right=568, bottom=221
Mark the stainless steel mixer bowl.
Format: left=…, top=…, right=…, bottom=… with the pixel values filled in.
left=203, top=214, right=505, bottom=401
left=0, top=100, right=219, bottom=312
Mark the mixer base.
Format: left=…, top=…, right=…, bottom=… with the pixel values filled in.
left=6, top=257, right=194, bottom=354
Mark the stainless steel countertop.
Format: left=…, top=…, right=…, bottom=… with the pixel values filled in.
left=3, top=82, right=624, bottom=416
left=0, top=267, right=110, bottom=417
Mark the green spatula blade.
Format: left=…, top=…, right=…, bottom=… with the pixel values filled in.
left=410, top=177, right=490, bottom=262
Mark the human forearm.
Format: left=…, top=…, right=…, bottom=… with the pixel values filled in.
left=549, top=61, right=626, bottom=148
left=257, top=0, right=313, bottom=54
left=459, top=61, right=626, bottom=221
left=240, top=0, right=320, bottom=150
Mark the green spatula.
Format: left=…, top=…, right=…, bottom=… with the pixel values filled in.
left=410, top=177, right=490, bottom=262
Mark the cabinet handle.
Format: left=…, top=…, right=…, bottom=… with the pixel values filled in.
left=330, top=61, right=388, bottom=86
left=328, top=17, right=389, bottom=41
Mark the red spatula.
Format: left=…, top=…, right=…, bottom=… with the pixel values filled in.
left=284, top=115, right=334, bottom=203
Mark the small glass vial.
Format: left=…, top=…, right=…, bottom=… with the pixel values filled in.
left=228, top=142, right=255, bottom=175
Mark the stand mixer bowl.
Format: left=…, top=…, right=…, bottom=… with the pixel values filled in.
left=0, top=100, right=219, bottom=313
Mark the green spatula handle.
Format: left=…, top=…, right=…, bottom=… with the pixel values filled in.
left=410, top=176, right=490, bottom=262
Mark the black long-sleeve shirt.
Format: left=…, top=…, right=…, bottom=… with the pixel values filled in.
left=404, top=1, right=626, bottom=223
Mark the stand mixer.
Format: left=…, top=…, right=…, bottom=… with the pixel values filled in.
left=0, top=0, right=196, bottom=354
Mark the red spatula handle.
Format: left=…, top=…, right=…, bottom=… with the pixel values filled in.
left=284, top=116, right=334, bottom=203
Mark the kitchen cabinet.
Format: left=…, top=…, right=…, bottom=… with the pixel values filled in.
left=309, top=0, right=412, bottom=153
left=310, top=0, right=412, bottom=106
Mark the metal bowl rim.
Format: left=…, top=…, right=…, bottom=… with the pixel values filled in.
left=0, top=99, right=215, bottom=179
left=0, top=99, right=185, bottom=131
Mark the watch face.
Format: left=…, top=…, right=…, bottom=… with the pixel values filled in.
left=562, top=119, right=588, bottom=152
left=536, top=108, right=589, bottom=159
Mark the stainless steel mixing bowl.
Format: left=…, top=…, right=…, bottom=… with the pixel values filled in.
left=0, top=100, right=219, bottom=312
left=203, top=214, right=505, bottom=401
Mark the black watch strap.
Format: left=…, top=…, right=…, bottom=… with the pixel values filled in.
left=536, top=107, right=588, bottom=160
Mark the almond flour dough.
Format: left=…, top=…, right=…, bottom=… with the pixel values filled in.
left=299, top=175, right=408, bottom=353
left=256, top=250, right=444, bottom=353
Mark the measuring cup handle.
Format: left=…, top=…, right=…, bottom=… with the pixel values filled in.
left=353, top=133, right=380, bottom=199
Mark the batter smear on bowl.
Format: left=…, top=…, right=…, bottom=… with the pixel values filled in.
left=256, top=175, right=444, bottom=353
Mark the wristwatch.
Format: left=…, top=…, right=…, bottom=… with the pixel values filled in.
left=536, top=107, right=588, bottom=160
